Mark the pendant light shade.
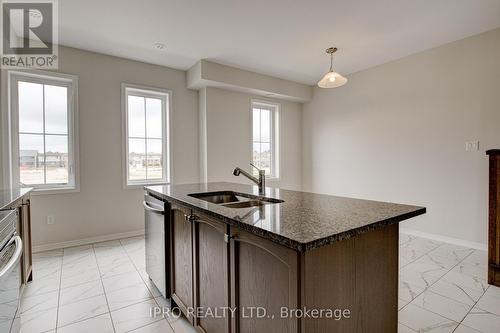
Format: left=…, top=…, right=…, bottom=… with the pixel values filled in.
left=318, top=71, right=348, bottom=88
left=317, top=47, right=347, bottom=88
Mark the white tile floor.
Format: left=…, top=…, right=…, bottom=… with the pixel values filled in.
left=398, top=234, right=500, bottom=333
left=19, top=234, right=500, bottom=333
left=21, top=237, right=192, bottom=333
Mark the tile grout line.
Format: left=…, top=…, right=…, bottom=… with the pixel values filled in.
left=398, top=241, right=448, bottom=311
left=429, top=248, right=487, bottom=308
left=56, top=312, right=112, bottom=331
left=119, top=239, right=152, bottom=290
left=21, top=252, right=63, bottom=331
left=402, top=248, right=488, bottom=331
left=19, top=256, right=62, bottom=331
left=450, top=283, right=491, bottom=332
left=53, top=252, right=64, bottom=332
left=119, top=238, right=177, bottom=332
left=110, top=239, right=167, bottom=331
left=402, top=246, right=466, bottom=307
left=92, top=244, right=118, bottom=333
left=119, top=239, right=160, bottom=300
left=398, top=244, right=474, bottom=314
left=49, top=248, right=112, bottom=330
left=122, top=307, right=166, bottom=333
left=398, top=322, right=418, bottom=333
left=27, top=257, right=64, bottom=298
left=399, top=239, right=444, bottom=269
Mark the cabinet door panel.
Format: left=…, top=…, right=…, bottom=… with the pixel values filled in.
left=171, top=204, right=194, bottom=322
left=194, top=215, right=230, bottom=333
left=230, top=229, right=299, bottom=333
left=488, top=152, right=500, bottom=286
left=22, top=198, right=32, bottom=283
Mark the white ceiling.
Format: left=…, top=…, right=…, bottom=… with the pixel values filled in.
left=59, top=0, right=500, bottom=85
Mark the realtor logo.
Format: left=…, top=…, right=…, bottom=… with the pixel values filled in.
left=1, top=0, right=58, bottom=68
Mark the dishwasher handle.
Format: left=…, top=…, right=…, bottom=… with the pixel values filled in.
left=143, top=201, right=164, bottom=215
left=0, top=236, right=23, bottom=279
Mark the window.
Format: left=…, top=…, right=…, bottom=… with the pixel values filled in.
left=251, top=101, right=279, bottom=178
left=9, top=71, right=79, bottom=192
left=122, top=84, right=171, bottom=188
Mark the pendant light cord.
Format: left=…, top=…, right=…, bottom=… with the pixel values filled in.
left=330, top=52, right=334, bottom=71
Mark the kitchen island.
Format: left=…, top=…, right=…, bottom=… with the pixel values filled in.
left=145, top=182, right=425, bottom=333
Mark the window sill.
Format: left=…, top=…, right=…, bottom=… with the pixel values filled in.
left=124, top=182, right=169, bottom=190
left=31, top=187, right=80, bottom=196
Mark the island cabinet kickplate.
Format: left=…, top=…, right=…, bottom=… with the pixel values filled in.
left=487, top=149, right=500, bottom=287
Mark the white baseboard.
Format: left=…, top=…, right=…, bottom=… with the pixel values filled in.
left=400, top=228, right=487, bottom=251
left=33, top=229, right=145, bottom=253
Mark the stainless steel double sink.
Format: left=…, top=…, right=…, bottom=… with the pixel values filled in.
left=188, top=191, right=284, bottom=209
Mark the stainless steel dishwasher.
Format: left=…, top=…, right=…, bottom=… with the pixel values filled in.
left=144, top=194, right=170, bottom=298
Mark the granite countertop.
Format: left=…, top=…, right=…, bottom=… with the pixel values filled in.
left=0, top=187, right=33, bottom=210
left=146, top=182, right=426, bottom=252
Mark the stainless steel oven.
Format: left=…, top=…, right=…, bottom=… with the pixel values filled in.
left=0, top=210, right=22, bottom=333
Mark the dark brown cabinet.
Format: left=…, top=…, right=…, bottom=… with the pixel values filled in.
left=229, top=228, right=299, bottom=333
left=168, top=201, right=299, bottom=333
left=487, top=149, right=500, bottom=287
left=165, top=199, right=398, bottom=333
left=193, top=213, right=230, bottom=333
left=170, top=203, right=194, bottom=322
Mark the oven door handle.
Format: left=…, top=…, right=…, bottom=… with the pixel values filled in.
left=0, top=236, right=23, bottom=279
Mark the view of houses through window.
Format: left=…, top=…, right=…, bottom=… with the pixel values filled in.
left=252, top=102, right=278, bottom=178
left=18, top=81, right=70, bottom=186
left=124, top=86, right=169, bottom=186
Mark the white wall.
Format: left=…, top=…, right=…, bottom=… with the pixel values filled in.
left=303, top=28, right=500, bottom=246
left=1, top=46, right=199, bottom=247
left=204, top=87, right=302, bottom=190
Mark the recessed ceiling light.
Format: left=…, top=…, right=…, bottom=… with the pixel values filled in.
left=153, top=43, right=167, bottom=50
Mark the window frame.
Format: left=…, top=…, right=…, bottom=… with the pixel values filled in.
left=250, top=99, right=280, bottom=180
left=121, top=83, right=172, bottom=189
left=7, top=70, right=80, bottom=194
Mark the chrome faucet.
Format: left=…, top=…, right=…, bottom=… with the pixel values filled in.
left=232, top=163, right=266, bottom=195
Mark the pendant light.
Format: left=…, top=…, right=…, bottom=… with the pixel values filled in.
left=317, top=47, right=347, bottom=88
